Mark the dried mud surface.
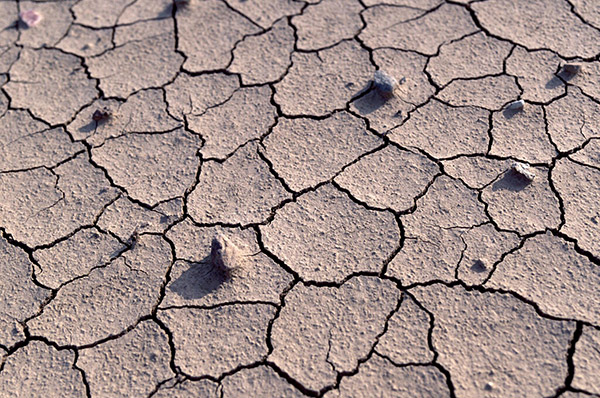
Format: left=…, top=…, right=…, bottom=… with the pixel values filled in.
left=1, top=0, right=599, bottom=397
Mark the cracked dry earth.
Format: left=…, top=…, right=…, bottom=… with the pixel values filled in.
left=1, top=0, right=600, bottom=397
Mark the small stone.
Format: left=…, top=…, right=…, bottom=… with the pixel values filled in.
left=210, top=235, right=241, bottom=279
left=92, top=107, right=111, bottom=122
left=511, top=162, right=536, bottom=181
left=484, top=381, right=495, bottom=391
left=505, top=99, right=524, bottom=111
left=19, top=10, right=43, bottom=27
left=174, top=0, right=191, bottom=10
left=373, top=70, right=400, bottom=97
left=561, top=63, right=581, bottom=77
left=471, top=260, right=487, bottom=272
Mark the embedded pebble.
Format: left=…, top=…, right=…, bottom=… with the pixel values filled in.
left=505, top=46, right=566, bottom=102
left=372, top=70, right=400, bottom=97
left=162, top=220, right=293, bottom=307
left=506, top=99, right=524, bottom=111
left=511, top=162, right=536, bottom=181
left=274, top=40, right=374, bottom=116
left=19, top=10, right=42, bottom=28
left=210, top=234, right=241, bottom=280
left=560, top=63, right=582, bottom=77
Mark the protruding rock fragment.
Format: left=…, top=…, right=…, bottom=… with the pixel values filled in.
left=210, top=235, right=241, bottom=279
left=20, top=10, right=42, bottom=27
left=505, top=99, right=524, bottom=112
left=511, top=161, right=536, bottom=181
left=373, top=70, right=402, bottom=97
left=560, top=63, right=581, bottom=77
left=92, top=107, right=112, bottom=122
left=174, top=0, right=191, bottom=10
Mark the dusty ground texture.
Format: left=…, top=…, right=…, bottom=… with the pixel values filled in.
left=0, top=0, right=599, bottom=397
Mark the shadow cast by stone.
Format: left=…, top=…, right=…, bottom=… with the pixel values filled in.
left=168, top=257, right=227, bottom=300
left=78, top=120, right=97, bottom=134
left=491, top=169, right=533, bottom=192
left=545, top=75, right=565, bottom=89
left=502, top=107, right=520, bottom=119
left=351, top=82, right=395, bottom=116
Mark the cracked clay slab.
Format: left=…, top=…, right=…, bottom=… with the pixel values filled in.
left=481, top=166, right=561, bottom=235
left=324, top=354, right=450, bottom=398
left=187, top=142, right=291, bottom=226
left=360, top=3, right=477, bottom=54
left=0, top=154, right=119, bottom=248
left=572, top=326, right=600, bottom=394
left=28, top=234, right=171, bottom=346
left=505, top=46, right=566, bottom=103
left=260, top=184, right=399, bottom=282
left=274, top=40, right=374, bottom=116
left=77, top=320, right=173, bottom=398
left=18, top=1, right=75, bottom=49
left=269, top=276, right=400, bottom=393
left=0, top=110, right=84, bottom=172
left=490, top=104, right=557, bottom=164
left=229, top=19, right=295, bottom=85
left=176, top=0, right=260, bottom=72
left=334, top=145, right=439, bottom=212
left=86, top=28, right=183, bottom=98
left=0, top=341, right=86, bottom=397
left=375, top=294, right=434, bottom=364
left=388, top=176, right=488, bottom=284
left=552, top=158, right=600, bottom=258
left=436, top=75, right=521, bottom=111
left=33, top=227, right=125, bottom=289
left=487, top=232, right=600, bottom=324
left=411, top=284, right=575, bottom=398
left=68, top=88, right=181, bottom=147
left=473, top=0, right=600, bottom=58
left=157, top=303, right=276, bottom=378
left=546, top=86, right=600, bottom=153
left=91, top=128, right=200, bottom=206
left=0, top=235, right=50, bottom=348
left=5, top=48, right=98, bottom=125
left=292, top=0, right=363, bottom=51
left=427, top=32, right=513, bottom=87
left=262, top=111, right=381, bottom=192
left=221, top=366, right=308, bottom=398
left=190, top=85, right=276, bottom=160
left=389, top=100, right=489, bottom=159
left=97, top=196, right=183, bottom=241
